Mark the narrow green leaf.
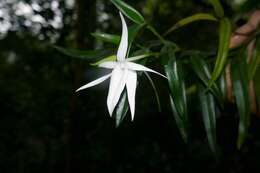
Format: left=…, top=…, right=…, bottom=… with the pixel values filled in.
left=248, top=37, right=260, bottom=80
left=54, top=46, right=110, bottom=60
left=111, top=0, right=145, bottom=24
left=198, top=84, right=217, bottom=153
left=209, top=17, right=231, bottom=87
left=90, top=55, right=116, bottom=66
left=127, top=53, right=158, bottom=62
left=90, top=53, right=155, bottom=66
left=115, top=91, right=129, bottom=127
left=209, top=0, right=224, bottom=18
left=164, top=48, right=188, bottom=142
left=91, top=32, right=120, bottom=44
left=144, top=72, right=161, bottom=112
left=231, top=54, right=250, bottom=149
left=127, top=24, right=146, bottom=55
left=91, top=23, right=144, bottom=47
left=190, top=54, right=224, bottom=106
left=163, top=13, right=218, bottom=36
left=170, top=96, right=188, bottom=142
left=218, top=72, right=226, bottom=101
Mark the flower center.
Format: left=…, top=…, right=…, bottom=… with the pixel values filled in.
left=117, top=61, right=127, bottom=70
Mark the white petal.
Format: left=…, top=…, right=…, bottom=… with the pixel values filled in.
left=107, top=66, right=128, bottom=116
left=126, top=70, right=137, bottom=121
left=126, top=62, right=167, bottom=78
left=98, top=61, right=117, bottom=69
left=117, top=12, right=128, bottom=61
left=76, top=74, right=111, bottom=92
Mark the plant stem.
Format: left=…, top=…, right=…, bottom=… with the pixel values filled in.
left=147, top=25, right=166, bottom=44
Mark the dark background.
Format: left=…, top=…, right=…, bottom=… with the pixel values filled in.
left=1, top=0, right=260, bottom=172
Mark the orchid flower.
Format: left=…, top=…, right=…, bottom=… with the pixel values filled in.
left=76, top=12, right=166, bottom=120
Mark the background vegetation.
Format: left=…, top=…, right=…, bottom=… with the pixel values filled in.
left=1, top=0, right=260, bottom=172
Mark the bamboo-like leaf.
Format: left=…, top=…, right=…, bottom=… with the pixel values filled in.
left=163, top=13, right=217, bottom=36
left=90, top=25, right=151, bottom=65
left=127, top=24, right=146, bottom=55
left=248, top=37, right=260, bottom=80
left=190, top=54, right=224, bottom=106
left=218, top=72, right=226, bottom=101
left=170, top=96, right=188, bottom=142
left=231, top=54, right=250, bottom=149
left=126, top=53, right=158, bottom=62
left=90, top=55, right=116, bottom=66
left=209, top=0, right=224, bottom=18
left=111, top=0, right=145, bottom=24
left=209, top=17, right=231, bottom=87
left=198, top=84, right=217, bottom=153
left=91, top=32, right=120, bottom=44
left=92, top=24, right=144, bottom=46
left=54, top=46, right=110, bottom=60
left=91, top=53, right=155, bottom=66
left=115, top=91, right=129, bottom=127
left=164, top=48, right=188, bottom=142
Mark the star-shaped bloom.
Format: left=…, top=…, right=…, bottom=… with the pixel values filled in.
left=77, top=12, right=166, bottom=120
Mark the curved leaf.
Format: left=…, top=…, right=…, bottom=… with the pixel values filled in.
left=248, top=36, right=260, bottom=80
left=198, top=84, right=217, bottom=153
left=209, top=0, right=224, bottom=18
left=127, top=24, right=146, bottom=55
left=231, top=54, right=250, bottom=149
left=90, top=55, right=116, bottom=66
left=190, top=54, right=224, bottom=106
left=164, top=48, right=188, bottom=142
left=209, top=17, right=231, bottom=87
left=54, top=46, right=110, bottom=60
left=164, top=13, right=217, bottom=36
left=170, top=95, right=188, bottom=142
left=115, top=91, right=129, bottom=127
left=91, top=32, right=120, bottom=44
left=111, top=0, right=145, bottom=24
left=126, top=53, right=158, bottom=62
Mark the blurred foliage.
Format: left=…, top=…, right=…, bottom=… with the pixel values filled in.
left=1, top=0, right=260, bottom=173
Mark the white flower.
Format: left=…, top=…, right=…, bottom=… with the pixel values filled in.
left=77, top=12, right=166, bottom=120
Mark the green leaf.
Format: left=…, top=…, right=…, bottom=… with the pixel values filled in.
left=190, top=54, right=224, bottom=106
left=163, top=13, right=218, bottom=36
left=164, top=48, right=188, bottom=142
left=115, top=91, right=129, bottom=127
left=231, top=54, right=250, bottom=149
left=248, top=36, right=260, bottom=80
left=127, top=24, right=146, bottom=54
left=127, top=53, right=158, bottom=62
left=54, top=46, right=111, bottom=60
left=91, top=53, right=156, bottom=66
left=218, top=72, right=226, bottom=101
left=198, top=84, right=217, bottom=153
left=90, top=55, right=116, bottom=66
left=91, top=23, right=144, bottom=46
left=169, top=96, right=187, bottom=142
left=209, top=0, right=224, bottom=18
left=91, top=32, right=120, bottom=44
left=111, top=0, right=145, bottom=24
left=209, top=17, right=231, bottom=87
left=144, top=72, right=161, bottom=112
